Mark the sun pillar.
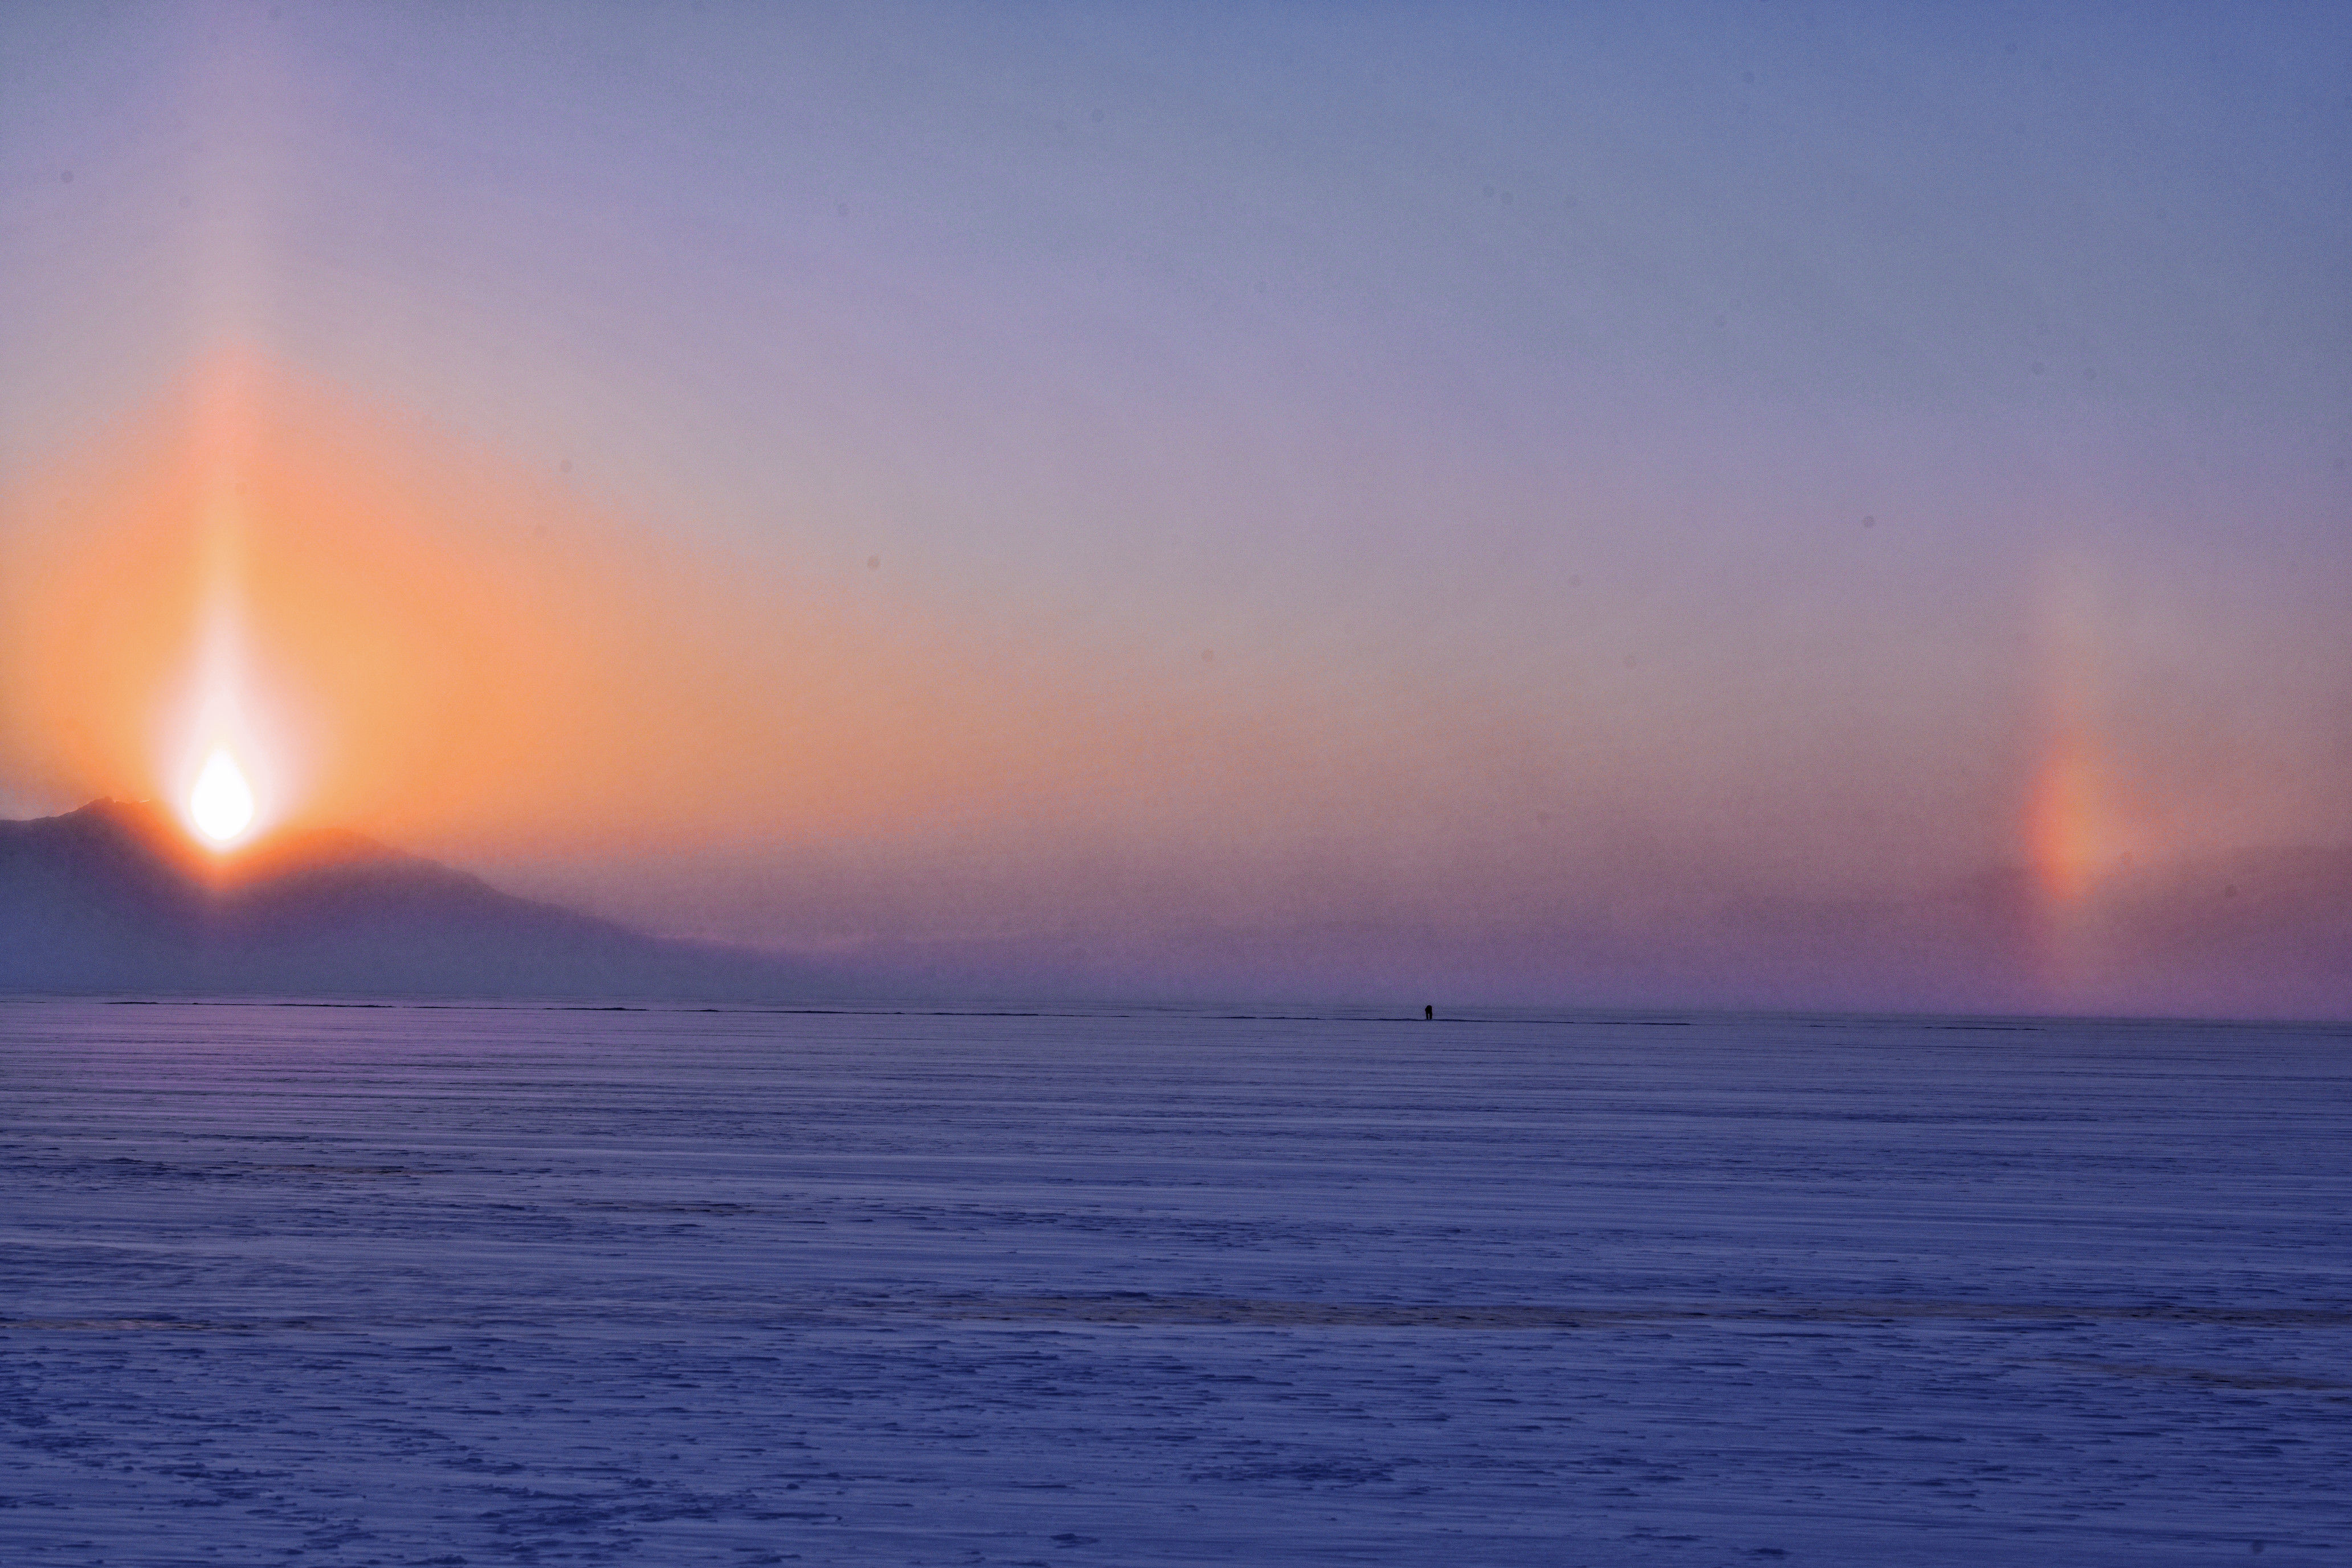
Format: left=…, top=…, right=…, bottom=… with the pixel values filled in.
left=169, top=356, right=276, bottom=850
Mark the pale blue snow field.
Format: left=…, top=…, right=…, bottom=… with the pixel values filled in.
left=2, top=999, right=2347, bottom=1566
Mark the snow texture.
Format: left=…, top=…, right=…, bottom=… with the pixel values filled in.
left=2, top=999, right=2347, bottom=1565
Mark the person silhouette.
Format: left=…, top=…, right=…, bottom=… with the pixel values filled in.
left=1424, top=1004, right=1434, bottom=1021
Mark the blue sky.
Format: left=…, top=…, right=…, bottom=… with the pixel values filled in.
left=3, top=2, right=2347, bottom=1005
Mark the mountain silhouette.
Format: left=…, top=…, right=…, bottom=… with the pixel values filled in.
left=0, top=799, right=825, bottom=1000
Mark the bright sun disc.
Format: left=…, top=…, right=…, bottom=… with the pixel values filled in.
left=189, top=747, right=256, bottom=844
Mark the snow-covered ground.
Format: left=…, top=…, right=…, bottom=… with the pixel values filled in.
left=2, top=999, right=2346, bottom=1565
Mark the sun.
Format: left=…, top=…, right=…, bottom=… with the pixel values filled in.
left=189, top=746, right=258, bottom=846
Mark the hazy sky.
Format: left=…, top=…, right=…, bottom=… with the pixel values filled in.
left=3, top=2, right=2348, bottom=1008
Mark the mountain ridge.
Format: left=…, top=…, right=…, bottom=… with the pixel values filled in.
left=0, top=799, right=826, bottom=1000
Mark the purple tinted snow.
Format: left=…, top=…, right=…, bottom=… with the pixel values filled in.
left=1, top=1001, right=2346, bottom=1564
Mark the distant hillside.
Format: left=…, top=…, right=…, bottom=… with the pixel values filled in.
left=0, top=800, right=826, bottom=1000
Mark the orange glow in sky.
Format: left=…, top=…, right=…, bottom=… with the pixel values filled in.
left=0, top=349, right=1362, bottom=864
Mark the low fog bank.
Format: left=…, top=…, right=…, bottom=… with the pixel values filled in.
left=516, top=843, right=2352, bottom=1020
left=7, top=798, right=2342, bottom=1016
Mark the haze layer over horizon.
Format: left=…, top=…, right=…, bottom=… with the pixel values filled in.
left=3, top=2, right=2348, bottom=1012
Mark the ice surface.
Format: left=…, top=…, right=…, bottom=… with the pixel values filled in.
left=2, top=1000, right=2347, bottom=1565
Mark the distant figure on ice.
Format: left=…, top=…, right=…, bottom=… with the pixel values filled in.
left=1424, top=1004, right=1435, bottom=1020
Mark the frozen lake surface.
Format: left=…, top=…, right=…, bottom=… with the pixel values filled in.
left=3, top=999, right=2347, bottom=1565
